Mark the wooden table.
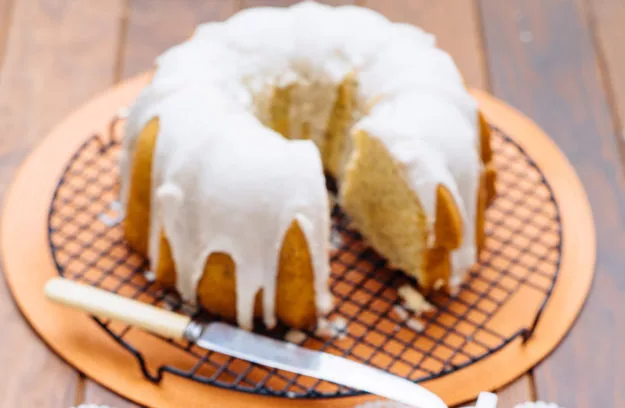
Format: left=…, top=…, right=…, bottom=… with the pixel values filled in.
left=0, top=1, right=623, bottom=407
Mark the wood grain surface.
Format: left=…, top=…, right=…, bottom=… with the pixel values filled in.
left=0, top=0, right=14, bottom=68
left=120, top=0, right=237, bottom=80
left=243, top=0, right=358, bottom=7
left=495, top=376, right=534, bottom=407
left=84, top=380, right=138, bottom=408
left=585, top=0, right=625, bottom=153
left=361, top=0, right=487, bottom=89
left=0, top=0, right=618, bottom=406
left=479, top=0, right=625, bottom=406
left=0, top=1, right=125, bottom=407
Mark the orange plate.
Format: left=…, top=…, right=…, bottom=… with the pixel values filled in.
left=1, top=74, right=595, bottom=408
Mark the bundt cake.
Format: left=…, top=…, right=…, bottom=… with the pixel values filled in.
left=119, top=1, right=496, bottom=330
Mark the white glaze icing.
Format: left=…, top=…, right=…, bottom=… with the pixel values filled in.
left=120, top=0, right=482, bottom=329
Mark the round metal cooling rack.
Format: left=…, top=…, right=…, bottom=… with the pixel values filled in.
left=47, top=116, right=561, bottom=399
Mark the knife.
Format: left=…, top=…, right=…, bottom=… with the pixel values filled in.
left=44, top=277, right=450, bottom=408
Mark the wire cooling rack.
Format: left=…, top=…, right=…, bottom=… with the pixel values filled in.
left=47, top=115, right=561, bottom=399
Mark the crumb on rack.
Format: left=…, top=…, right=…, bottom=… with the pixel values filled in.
left=433, top=278, right=445, bottom=291
left=398, top=285, right=434, bottom=314
left=98, top=201, right=125, bottom=227
left=406, top=318, right=425, bottom=332
left=97, top=213, right=121, bottom=227
left=392, top=304, right=425, bottom=332
left=314, top=317, right=348, bottom=339
left=315, top=317, right=333, bottom=338
left=144, top=270, right=156, bottom=282
left=330, top=228, right=343, bottom=250
left=285, top=329, right=307, bottom=344
left=392, top=305, right=409, bottom=322
left=331, top=316, right=347, bottom=332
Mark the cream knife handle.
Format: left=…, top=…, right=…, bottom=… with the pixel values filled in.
left=44, top=277, right=190, bottom=340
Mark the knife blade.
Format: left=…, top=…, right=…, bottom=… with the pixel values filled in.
left=44, top=277, right=448, bottom=408
left=195, top=321, right=447, bottom=408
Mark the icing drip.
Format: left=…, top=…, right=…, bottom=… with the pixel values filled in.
left=139, top=88, right=330, bottom=330
left=120, top=0, right=482, bottom=328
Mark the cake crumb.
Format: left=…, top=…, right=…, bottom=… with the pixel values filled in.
left=144, top=270, right=156, bottom=282
left=398, top=285, right=434, bottom=314
left=433, top=278, right=445, bottom=291
left=331, top=316, right=347, bottom=332
left=393, top=302, right=426, bottom=332
left=315, top=317, right=334, bottom=338
left=406, top=318, right=425, bottom=332
left=330, top=316, right=348, bottom=340
left=330, top=228, right=344, bottom=250
left=315, top=316, right=348, bottom=339
left=98, top=213, right=122, bottom=227
left=285, top=329, right=307, bottom=344
left=392, top=305, right=409, bottom=322
left=98, top=201, right=124, bottom=227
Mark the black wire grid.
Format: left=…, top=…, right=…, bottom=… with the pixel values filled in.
left=48, top=115, right=561, bottom=399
